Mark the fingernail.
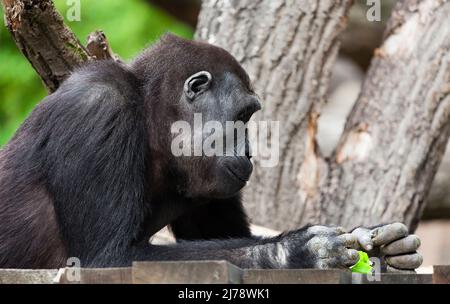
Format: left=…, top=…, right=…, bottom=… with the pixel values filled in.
left=366, top=245, right=373, bottom=251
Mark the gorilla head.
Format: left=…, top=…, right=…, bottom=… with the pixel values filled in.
left=132, top=34, right=261, bottom=199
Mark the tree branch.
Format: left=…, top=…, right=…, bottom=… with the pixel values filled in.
left=1, top=0, right=89, bottom=92
left=86, top=30, right=119, bottom=61
left=1, top=0, right=119, bottom=92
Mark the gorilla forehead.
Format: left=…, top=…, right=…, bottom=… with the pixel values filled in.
left=131, top=33, right=251, bottom=89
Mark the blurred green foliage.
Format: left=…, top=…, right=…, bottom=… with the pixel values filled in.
left=0, top=0, right=193, bottom=146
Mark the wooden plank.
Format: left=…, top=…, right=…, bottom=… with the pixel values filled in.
left=352, top=273, right=433, bottom=284
left=0, top=269, right=58, bottom=284
left=433, top=265, right=450, bottom=284
left=59, top=267, right=132, bottom=284
left=242, top=269, right=351, bottom=284
left=132, top=261, right=242, bottom=284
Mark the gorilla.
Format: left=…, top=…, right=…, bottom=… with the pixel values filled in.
left=0, top=34, right=422, bottom=271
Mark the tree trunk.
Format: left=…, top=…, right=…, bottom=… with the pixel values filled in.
left=196, top=0, right=354, bottom=230
left=196, top=0, right=450, bottom=231
left=326, top=0, right=450, bottom=231
left=425, top=141, right=450, bottom=219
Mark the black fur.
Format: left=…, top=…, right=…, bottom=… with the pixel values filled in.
left=0, top=34, right=335, bottom=269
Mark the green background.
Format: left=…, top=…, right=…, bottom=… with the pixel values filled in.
left=0, top=0, right=194, bottom=146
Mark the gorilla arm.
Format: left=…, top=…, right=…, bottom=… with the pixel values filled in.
left=137, top=197, right=422, bottom=271
left=133, top=225, right=362, bottom=269
left=133, top=222, right=422, bottom=271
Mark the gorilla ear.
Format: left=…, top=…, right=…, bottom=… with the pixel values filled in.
left=184, top=71, right=212, bottom=101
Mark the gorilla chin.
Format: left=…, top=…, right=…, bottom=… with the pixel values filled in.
left=212, top=155, right=253, bottom=199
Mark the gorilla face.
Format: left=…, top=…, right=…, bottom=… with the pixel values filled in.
left=173, top=71, right=261, bottom=199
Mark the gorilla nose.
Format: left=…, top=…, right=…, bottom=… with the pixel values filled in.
left=236, top=96, right=261, bottom=123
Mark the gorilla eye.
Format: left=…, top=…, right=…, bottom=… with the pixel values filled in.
left=184, top=71, right=212, bottom=100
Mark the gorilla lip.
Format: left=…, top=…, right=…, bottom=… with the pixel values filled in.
left=225, top=165, right=250, bottom=183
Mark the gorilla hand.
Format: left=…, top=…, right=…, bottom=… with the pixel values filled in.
left=281, top=226, right=361, bottom=269
left=351, top=223, right=422, bottom=272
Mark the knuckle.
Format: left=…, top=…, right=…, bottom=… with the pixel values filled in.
left=308, top=225, right=332, bottom=235
left=315, top=260, right=331, bottom=269
left=391, top=222, right=408, bottom=234
left=348, top=249, right=359, bottom=261
left=352, top=227, right=366, bottom=234
left=334, top=226, right=347, bottom=234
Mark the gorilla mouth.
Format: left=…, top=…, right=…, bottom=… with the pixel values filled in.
left=224, top=161, right=251, bottom=183
left=226, top=167, right=248, bottom=183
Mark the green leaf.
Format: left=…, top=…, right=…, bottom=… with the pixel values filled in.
left=350, top=251, right=373, bottom=274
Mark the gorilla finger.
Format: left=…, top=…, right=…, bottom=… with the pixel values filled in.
left=371, top=223, right=408, bottom=246
left=341, top=249, right=360, bottom=266
left=333, top=226, right=347, bottom=235
left=307, top=225, right=334, bottom=235
left=386, top=265, right=416, bottom=273
left=315, top=259, right=334, bottom=269
left=385, top=253, right=423, bottom=270
left=320, top=258, right=347, bottom=269
left=381, top=235, right=421, bottom=256
left=337, top=233, right=359, bottom=249
left=352, top=227, right=373, bottom=251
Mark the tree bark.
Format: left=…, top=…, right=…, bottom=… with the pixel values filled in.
left=1, top=0, right=88, bottom=92
left=1, top=0, right=115, bottom=92
left=86, top=30, right=119, bottom=61
left=196, top=0, right=450, bottom=231
left=196, top=0, right=353, bottom=230
left=425, top=141, right=450, bottom=219
left=326, top=0, right=450, bottom=231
